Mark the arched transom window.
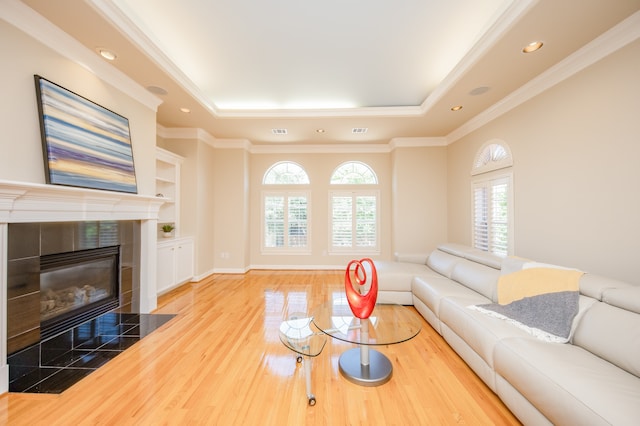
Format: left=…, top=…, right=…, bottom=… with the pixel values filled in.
left=263, top=161, right=310, bottom=184
left=472, top=141, right=513, bottom=176
left=330, top=161, right=378, bottom=184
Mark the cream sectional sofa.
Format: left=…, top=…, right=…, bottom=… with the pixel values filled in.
left=375, top=243, right=640, bottom=425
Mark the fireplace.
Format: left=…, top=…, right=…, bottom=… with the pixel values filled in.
left=1, top=180, right=163, bottom=395
left=39, top=246, right=120, bottom=340
left=5, top=220, right=140, bottom=355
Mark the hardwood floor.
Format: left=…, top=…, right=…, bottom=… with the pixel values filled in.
left=0, top=270, right=520, bottom=425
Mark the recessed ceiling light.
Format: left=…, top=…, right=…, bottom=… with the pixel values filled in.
left=451, top=105, right=463, bottom=111
left=522, top=41, right=543, bottom=53
left=352, top=128, right=368, bottom=134
left=97, top=48, right=117, bottom=61
left=272, top=128, right=288, bottom=135
left=147, top=86, right=168, bottom=96
left=316, top=129, right=325, bottom=134
left=180, top=107, right=191, bottom=113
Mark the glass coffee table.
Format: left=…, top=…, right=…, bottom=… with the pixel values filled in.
left=312, top=297, right=421, bottom=386
left=279, top=314, right=327, bottom=405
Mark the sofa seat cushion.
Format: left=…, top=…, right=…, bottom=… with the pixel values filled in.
left=374, top=260, right=436, bottom=293
left=438, top=295, right=533, bottom=368
left=494, top=337, right=640, bottom=426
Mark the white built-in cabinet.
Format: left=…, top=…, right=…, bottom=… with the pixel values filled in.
left=155, top=147, right=184, bottom=235
left=156, top=237, right=194, bottom=294
left=156, top=147, right=193, bottom=295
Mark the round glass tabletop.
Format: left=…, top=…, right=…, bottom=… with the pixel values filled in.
left=311, top=297, right=421, bottom=346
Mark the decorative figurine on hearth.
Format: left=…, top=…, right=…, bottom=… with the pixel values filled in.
left=344, top=258, right=378, bottom=319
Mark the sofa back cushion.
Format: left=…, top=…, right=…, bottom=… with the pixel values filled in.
left=572, top=298, right=640, bottom=378
left=451, top=259, right=501, bottom=301
left=579, top=273, right=633, bottom=300
left=426, top=249, right=460, bottom=278
left=603, top=286, right=640, bottom=313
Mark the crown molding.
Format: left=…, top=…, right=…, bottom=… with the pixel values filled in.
left=157, top=125, right=250, bottom=150
left=248, top=144, right=393, bottom=154
left=157, top=124, right=447, bottom=153
left=390, top=137, right=447, bottom=149
left=419, top=0, right=537, bottom=115
left=447, top=10, right=640, bottom=144
left=156, top=125, right=215, bottom=144
left=212, top=139, right=253, bottom=150
left=1, top=0, right=162, bottom=111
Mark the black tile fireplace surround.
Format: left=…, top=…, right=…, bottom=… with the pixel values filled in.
left=5, top=220, right=166, bottom=393
left=6, top=220, right=141, bottom=356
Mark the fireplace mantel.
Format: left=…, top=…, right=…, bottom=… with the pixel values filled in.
left=0, top=179, right=164, bottom=394
left=0, top=179, right=164, bottom=222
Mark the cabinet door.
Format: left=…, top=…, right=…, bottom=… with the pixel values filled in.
left=156, top=244, right=176, bottom=294
left=175, top=240, right=194, bottom=284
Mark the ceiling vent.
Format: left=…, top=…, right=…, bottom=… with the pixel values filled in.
left=271, top=128, right=288, bottom=135
left=352, top=128, right=368, bottom=134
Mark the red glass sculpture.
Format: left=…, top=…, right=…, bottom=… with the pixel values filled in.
left=344, top=258, right=378, bottom=319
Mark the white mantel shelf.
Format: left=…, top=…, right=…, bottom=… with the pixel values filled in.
left=0, top=179, right=164, bottom=223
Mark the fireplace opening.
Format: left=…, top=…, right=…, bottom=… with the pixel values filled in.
left=40, top=246, right=120, bottom=340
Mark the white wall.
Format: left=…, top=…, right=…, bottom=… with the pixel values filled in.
left=447, top=39, right=640, bottom=284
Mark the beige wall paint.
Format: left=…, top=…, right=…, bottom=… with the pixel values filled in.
left=392, top=147, right=448, bottom=256
left=212, top=148, right=250, bottom=272
left=195, top=142, right=217, bottom=276
left=447, top=39, right=640, bottom=284
left=0, top=20, right=156, bottom=194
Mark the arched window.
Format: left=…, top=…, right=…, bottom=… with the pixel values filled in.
left=472, top=141, right=513, bottom=176
left=330, top=161, right=378, bottom=184
left=329, top=161, right=379, bottom=254
left=263, top=161, right=310, bottom=184
left=262, top=162, right=310, bottom=253
left=471, top=140, right=514, bottom=256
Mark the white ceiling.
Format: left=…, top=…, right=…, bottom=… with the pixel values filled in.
left=19, top=0, right=640, bottom=146
left=109, top=0, right=510, bottom=111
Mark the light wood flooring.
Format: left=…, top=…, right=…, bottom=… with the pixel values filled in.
left=0, top=270, right=521, bottom=425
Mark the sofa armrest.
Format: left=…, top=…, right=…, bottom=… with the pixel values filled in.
left=394, top=252, right=429, bottom=264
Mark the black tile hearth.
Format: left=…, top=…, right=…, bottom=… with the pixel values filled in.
left=7, top=312, right=176, bottom=394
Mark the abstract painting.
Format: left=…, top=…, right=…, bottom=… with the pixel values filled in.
left=35, top=75, right=138, bottom=194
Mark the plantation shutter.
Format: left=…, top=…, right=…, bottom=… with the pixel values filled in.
left=473, top=186, right=489, bottom=251
left=331, top=195, right=353, bottom=247
left=330, top=191, right=378, bottom=252
left=264, top=196, right=285, bottom=248
left=355, top=195, right=377, bottom=248
left=264, top=194, right=309, bottom=250
left=472, top=176, right=510, bottom=256
left=288, top=196, right=308, bottom=248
